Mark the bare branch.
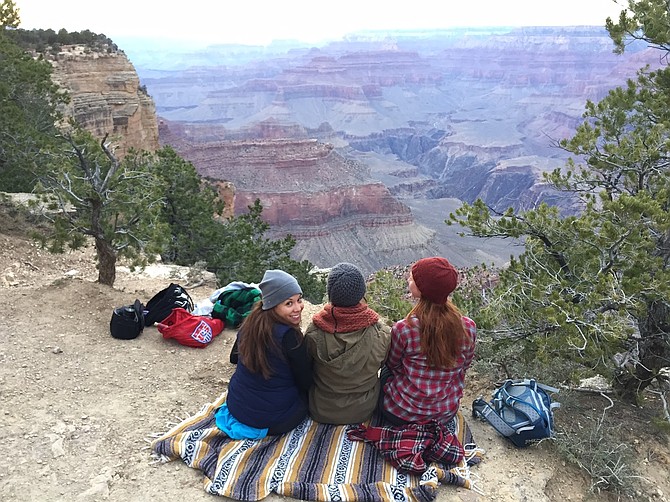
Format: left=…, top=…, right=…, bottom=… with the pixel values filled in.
left=99, top=134, right=120, bottom=193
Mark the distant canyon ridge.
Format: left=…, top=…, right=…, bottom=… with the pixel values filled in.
left=53, top=27, right=662, bottom=274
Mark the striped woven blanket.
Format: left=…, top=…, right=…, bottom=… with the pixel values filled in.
left=151, top=392, right=483, bottom=502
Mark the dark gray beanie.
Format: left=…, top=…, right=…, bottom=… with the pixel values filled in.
left=259, top=270, right=302, bottom=310
left=327, top=263, right=366, bottom=307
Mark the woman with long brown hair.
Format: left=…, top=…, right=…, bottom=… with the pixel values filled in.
left=379, top=257, right=476, bottom=426
left=215, top=269, right=313, bottom=439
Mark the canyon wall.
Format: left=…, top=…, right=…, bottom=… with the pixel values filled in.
left=160, top=124, right=439, bottom=273
left=93, top=26, right=664, bottom=269
left=47, top=46, right=159, bottom=157
left=132, top=27, right=662, bottom=218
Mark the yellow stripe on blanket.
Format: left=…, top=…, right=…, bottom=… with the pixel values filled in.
left=151, top=393, right=484, bottom=502
left=272, top=418, right=320, bottom=498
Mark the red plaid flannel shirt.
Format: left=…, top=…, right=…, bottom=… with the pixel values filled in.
left=346, top=419, right=464, bottom=474
left=382, top=315, right=476, bottom=424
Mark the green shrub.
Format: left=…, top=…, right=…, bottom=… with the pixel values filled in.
left=365, top=267, right=413, bottom=325
left=552, top=391, right=640, bottom=498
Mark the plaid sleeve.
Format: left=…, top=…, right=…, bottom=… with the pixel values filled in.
left=346, top=420, right=464, bottom=475
left=385, top=319, right=409, bottom=371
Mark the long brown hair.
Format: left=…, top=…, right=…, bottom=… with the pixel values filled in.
left=237, top=302, right=304, bottom=379
left=406, top=298, right=470, bottom=368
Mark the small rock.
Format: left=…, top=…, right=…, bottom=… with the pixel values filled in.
left=52, top=421, right=67, bottom=434
left=77, top=477, right=109, bottom=499
left=51, top=438, right=65, bottom=458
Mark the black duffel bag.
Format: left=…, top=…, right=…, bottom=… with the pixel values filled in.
left=144, top=283, right=194, bottom=326
left=110, top=299, right=145, bottom=340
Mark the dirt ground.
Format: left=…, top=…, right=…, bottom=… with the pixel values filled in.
left=1, top=208, right=669, bottom=502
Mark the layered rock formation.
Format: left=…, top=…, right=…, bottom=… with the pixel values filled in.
left=350, top=128, right=581, bottom=214
left=133, top=27, right=661, bottom=216
left=160, top=121, right=438, bottom=273
left=110, top=26, right=666, bottom=268
left=47, top=45, right=159, bottom=157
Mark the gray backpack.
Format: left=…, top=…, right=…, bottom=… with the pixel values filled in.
left=472, top=379, right=560, bottom=447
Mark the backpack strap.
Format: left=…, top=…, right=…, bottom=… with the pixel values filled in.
left=531, top=380, right=561, bottom=410
left=531, top=379, right=560, bottom=395
left=497, top=389, right=543, bottom=424
left=133, top=299, right=145, bottom=330
left=498, top=379, right=556, bottom=425
left=508, top=378, right=560, bottom=395
left=472, top=397, right=518, bottom=438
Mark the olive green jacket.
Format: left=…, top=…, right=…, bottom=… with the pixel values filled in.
left=305, top=319, right=390, bottom=425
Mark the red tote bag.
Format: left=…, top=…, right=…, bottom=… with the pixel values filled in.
left=156, top=308, right=224, bottom=348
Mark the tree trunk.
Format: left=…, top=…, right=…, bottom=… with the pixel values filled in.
left=614, top=300, right=670, bottom=403
left=95, top=236, right=117, bottom=286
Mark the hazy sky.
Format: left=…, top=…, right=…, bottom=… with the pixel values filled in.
left=17, top=0, right=626, bottom=46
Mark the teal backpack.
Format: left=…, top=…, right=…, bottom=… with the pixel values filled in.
left=472, top=379, right=560, bottom=447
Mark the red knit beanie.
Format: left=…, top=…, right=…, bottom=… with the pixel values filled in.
left=411, top=257, right=459, bottom=304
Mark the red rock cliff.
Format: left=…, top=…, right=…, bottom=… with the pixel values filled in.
left=160, top=125, right=437, bottom=272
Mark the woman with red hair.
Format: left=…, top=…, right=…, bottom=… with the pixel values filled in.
left=380, top=257, right=477, bottom=426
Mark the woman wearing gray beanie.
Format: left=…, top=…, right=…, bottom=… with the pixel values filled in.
left=215, top=269, right=313, bottom=439
left=305, top=263, right=390, bottom=425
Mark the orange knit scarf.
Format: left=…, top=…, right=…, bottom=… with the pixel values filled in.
left=312, top=303, right=380, bottom=334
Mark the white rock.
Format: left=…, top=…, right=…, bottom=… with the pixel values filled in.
left=51, top=437, right=65, bottom=458
left=578, top=375, right=612, bottom=392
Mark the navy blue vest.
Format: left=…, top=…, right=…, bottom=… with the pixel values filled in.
left=227, top=323, right=307, bottom=429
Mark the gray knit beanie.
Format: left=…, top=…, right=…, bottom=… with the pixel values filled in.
left=259, top=270, right=302, bottom=310
left=326, top=263, right=366, bottom=307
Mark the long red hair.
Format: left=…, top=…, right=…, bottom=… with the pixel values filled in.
left=407, top=298, right=470, bottom=368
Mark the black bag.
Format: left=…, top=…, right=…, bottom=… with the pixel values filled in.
left=110, top=299, right=145, bottom=340
left=144, top=283, right=194, bottom=326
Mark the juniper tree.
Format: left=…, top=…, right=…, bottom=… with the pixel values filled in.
left=202, top=199, right=325, bottom=304
left=450, top=0, right=670, bottom=403
left=0, top=0, right=19, bottom=29
left=34, top=132, right=168, bottom=286
left=153, top=145, right=226, bottom=266
left=0, top=2, right=67, bottom=192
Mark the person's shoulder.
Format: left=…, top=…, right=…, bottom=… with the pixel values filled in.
left=278, top=325, right=303, bottom=347
left=392, top=316, right=412, bottom=331
left=304, top=322, right=321, bottom=337
left=375, top=320, right=391, bottom=333
left=367, top=320, right=391, bottom=337
left=273, top=322, right=296, bottom=336
left=461, top=315, right=477, bottom=339
left=461, top=315, right=476, bottom=329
